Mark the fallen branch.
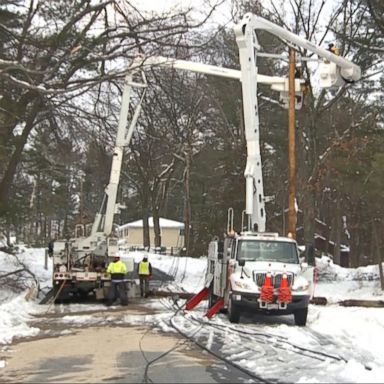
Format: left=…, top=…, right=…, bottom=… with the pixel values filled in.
left=14, top=254, right=39, bottom=287
left=338, top=299, right=384, bottom=308
left=310, top=296, right=327, bottom=305
left=0, top=268, right=26, bottom=279
left=0, top=255, right=39, bottom=293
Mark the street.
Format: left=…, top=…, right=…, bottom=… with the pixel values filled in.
left=0, top=302, right=258, bottom=383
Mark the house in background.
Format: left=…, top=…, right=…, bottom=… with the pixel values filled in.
left=118, top=217, right=184, bottom=255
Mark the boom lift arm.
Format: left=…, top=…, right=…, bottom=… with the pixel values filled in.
left=236, top=13, right=361, bottom=83
left=100, top=12, right=362, bottom=244
left=128, top=55, right=304, bottom=234
left=184, top=14, right=361, bottom=322
left=233, top=13, right=361, bottom=232
left=87, top=73, right=146, bottom=240
left=102, top=73, right=147, bottom=238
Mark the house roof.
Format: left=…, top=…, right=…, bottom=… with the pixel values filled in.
left=119, top=217, right=184, bottom=230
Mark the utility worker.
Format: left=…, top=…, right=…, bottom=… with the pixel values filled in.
left=327, top=43, right=339, bottom=55
left=137, top=254, right=152, bottom=298
left=106, top=255, right=128, bottom=306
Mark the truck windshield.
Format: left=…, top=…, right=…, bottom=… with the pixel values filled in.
left=237, top=240, right=298, bottom=264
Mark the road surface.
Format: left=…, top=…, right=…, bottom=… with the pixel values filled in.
left=0, top=303, right=258, bottom=383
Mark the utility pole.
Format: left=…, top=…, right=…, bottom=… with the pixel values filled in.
left=287, top=47, right=297, bottom=238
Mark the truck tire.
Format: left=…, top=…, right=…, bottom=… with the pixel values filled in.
left=227, top=297, right=240, bottom=323
left=294, top=307, right=308, bottom=326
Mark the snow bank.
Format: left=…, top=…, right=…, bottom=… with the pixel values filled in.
left=316, top=255, right=381, bottom=281
left=0, top=243, right=383, bottom=383
left=127, top=250, right=207, bottom=293
left=315, top=255, right=384, bottom=301
left=0, top=248, right=50, bottom=344
left=0, top=295, right=41, bottom=344
left=308, top=305, right=384, bottom=382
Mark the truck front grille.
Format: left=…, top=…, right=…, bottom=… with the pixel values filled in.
left=253, top=272, right=294, bottom=288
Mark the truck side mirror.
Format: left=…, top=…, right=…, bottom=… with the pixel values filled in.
left=238, top=259, right=245, bottom=267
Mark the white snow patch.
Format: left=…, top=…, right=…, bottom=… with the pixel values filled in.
left=1, top=248, right=384, bottom=382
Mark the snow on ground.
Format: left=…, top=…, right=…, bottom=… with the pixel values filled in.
left=128, top=250, right=207, bottom=292
left=0, top=249, right=52, bottom=345
left=314, top=255, right=384, bottom=302
left=1, top=247, right=384, bottom=382
left=307, top=305, right=384, bottom=381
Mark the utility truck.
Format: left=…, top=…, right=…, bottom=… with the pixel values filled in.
left=205, top=223, right=314, bottom=325
left=51, top=73, right=148, bottom=302
left=52, top=12, right=360, bottom=316
left=184, top=13, right=361, bottom=325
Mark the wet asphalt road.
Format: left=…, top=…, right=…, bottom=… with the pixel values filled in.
left=0, top=299, right=259, bottom=383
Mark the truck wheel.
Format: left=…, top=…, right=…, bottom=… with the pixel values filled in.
left=227, top=297, right=240, bottom=323
left=294, top=307, right=308, bottom=326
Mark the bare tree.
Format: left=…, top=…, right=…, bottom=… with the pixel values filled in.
left=0, top=0, right=223, bottom=218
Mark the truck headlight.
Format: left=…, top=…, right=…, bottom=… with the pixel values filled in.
left=292, top=276, right=309, bottom=292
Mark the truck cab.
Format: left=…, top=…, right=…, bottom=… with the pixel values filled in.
left=207, top=232, right=314, bottom=325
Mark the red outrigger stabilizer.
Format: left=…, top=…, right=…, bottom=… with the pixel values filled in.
left=185, top=285, right=225, bottom=319
left=204, top=298, right=224, bottom=319
left=185, top=287, right=209, bottom=310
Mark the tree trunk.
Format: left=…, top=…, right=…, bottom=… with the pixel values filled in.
left=300, top=111, right=317, bottom=265
left=152, top=210, right=161, bottom=248
left=369, top=225, right=375, bottom=263
left=141, top=190, right=151, bottom=249
left=373, top=224, right=384, bottom=290
left=352, top=231, right=361, bottom=268
left=303, top=189, right=316, bottom=265
left=379, top=253, right=384, bottom=291
left=183, top=146, right=192, bottom=257
left=142, top=213, right=150, bottom=249
left=0, top=97, right=41, bottom=214
left=334, top=191, right=341, bottom=265
left=150, top=169, right=175, bottom=249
